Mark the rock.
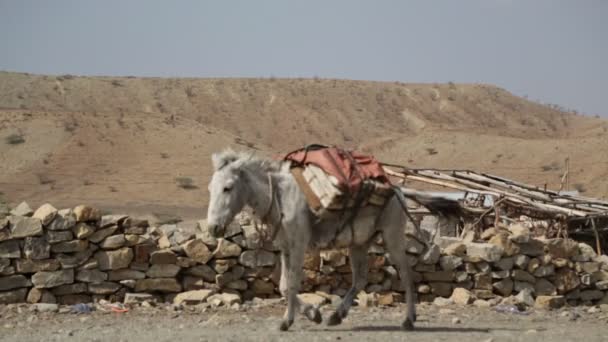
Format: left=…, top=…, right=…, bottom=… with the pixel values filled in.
left=124, top=234, right=142, bottom=246
left=545, top=238, right=578, bottom=259
left=473, top=299, right=491, bottom=308
left=149, top=249, right=176, bottom=265
left=0, top=288, right=28, bottom=304
left=56, top=247, right=95, bottom=269
left=157, top=235, right=171, bottom=249
left=124, top=293, right=156, bottom=304
left=420, top=244, right=441, bottom=265
left=87, top=225, right=117, bottom=243
left=240, top=224, right=263, bottom=249
left=517, top=239, right=545, bottom=257
left=476, top=262, right=491, bottom=274
left=208, top=293, right=241, bottom=306
left=466, top=242, right=504, bottom=262
left=472, top=289, right=495, bottom=300
left=577, top=242, right=597, bottom=262
left=508, top=223, right=530, bottom=243
left=0, top=274, right=32, bottom=290
left=223, top=221, right=242, bottom=238
left=121, top=280, right=137, bottom=289
left=418, top=284, right=431, bottom=294
left=535, top=295, right=565, bottom=310
left=596, top=280, right=608, bottom=291
left=357, top=292, right=379, bottom=307
left=100, top=234, right=126, bottom=249
left=298, top=293, right=328, bottom=306
left=320, top=250, right=347, bottom=267
left=211, top=259, right=237, bottom=274
left=76, top=269, right=108, bottom=283
left=451, top=287, right=475, bottom=305
left=303, top=251, right=321, bottom=270
left=182, top=276, right=205, bottom=291
left=444, top=242, right=467, bottom=257
left=489, top=233, right=519, bottom=257
left=454, top=271, right=469, bottom=283
left=57, top=294, right=92, bottom=305
left=34, top=303, right=59, bottom=313
left=512, top=270, right=536, bottom=283
left=226, top=279, right=247, bottom=290
left=23, top=236, right=50, bottom=260
left=73, top=205, right=101, bottom=222
left=47, top=211, right=76, bottom=231
left=213, top=239, right=242, bottom=258
left=480, top=227, right=498, bottom=240
left=31, top=269, right=74, bottom=288
left=88, top=282, right=121, bottom=294
left=440, top=256, right=463, bottom=271
left=9, top=216, right=43, bottom=238
left=11, top=201, right=33, bottom=216
left=430, top=282, right=452, bottom=297
left=181, top=239, right=213, bottom=264
left=491, top=270, right=510, bottom=279
left=32, top=204, right=58, bottom=226
left=533, top=264, right=555, bottom=278
left=146, top=264, right=181, bottom=278
left=527, top=258, right=540, bottom=273
left=378, top=292, right=396, bottom=306
left=196, top=220, right=218, bottom=247
left=580, top=290, right=604, bottom=301
left=433, top=297, right=453, bottom=307
left=135, top=278, right=182, bottom=293
left=535, top=279, right=557, bottom=296
left=474, top=273, right=493, bottom=290
left=108, top=269, right=146, bottom=281
left=423, top=271, right=454, bottom=282
left=0, top=240, right=21, bottom=258
left=515, top=289, right=535, bottom=307
left=100, top=215, right=129, bottom=228
left=185, top=265, right=216, bottom=282
left=553, top=268, right=580, bottom=294
left=174, top=289, right=215, bottom=305
left=47, top=230, right=73, bottom=243
left=171, top=230, right=195, bottom=246
left=580, top=262, right=601, bottom=274
left=251, top=279, right=275, bottom=295
left=51, top=240, right=88, bottom=253
left=95, top=248, right=134, bottom=271
left=552, top=258, right=569, bottom=268
left=239, top=250, right=276, bottom=268
left=494, top=257, right=514, bottom=271
left=513, top=254, right=530, bottom=269
left=405, top=239, right=425, bottom=254
left=493, top=279, right=514, bottom=297
left=451, top=317, right=461, bottom=324
left=51, top=283, right=88, bottom=295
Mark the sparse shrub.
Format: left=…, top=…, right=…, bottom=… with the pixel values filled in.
left=83, top=180, right=93, bottom=186
left=426, top=147, right=438, bottom=155
left=573, top=183, right=587, bottom=193
left=175, top=177, right=198, bottom=190
left=541, top=162, right=560, bottom=172
left=185, top=86, right=196, bottom=98
left=111, top=80, right=124, bottom=87
left=108, top=186, right=118, bottom=193
left=160, top=153, right=169, bottom=159
left=6, top=134, right=25, bottom=145
left=37, top=173, right=54, bottom=185
left=64, top=120, right=78, bottom=133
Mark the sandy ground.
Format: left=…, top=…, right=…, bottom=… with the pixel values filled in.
left=1, top=300, right=608, bottom=342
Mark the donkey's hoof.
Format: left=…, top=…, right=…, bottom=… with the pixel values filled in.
left=326, top=312, right=343, bottom=326
left=402, top=319, right=414, bottom=331
left=279, top=319, right=293, bottom=332
left=305, top=307, right=323, bottom=324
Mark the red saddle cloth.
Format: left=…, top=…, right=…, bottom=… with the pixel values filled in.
left=283, top=145, right=392, bottom=196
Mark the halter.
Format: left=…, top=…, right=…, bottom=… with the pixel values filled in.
left=258, top=173, right=282, bottom=241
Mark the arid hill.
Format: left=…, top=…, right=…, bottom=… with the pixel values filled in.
left=1, top=71, right=606, bottom=220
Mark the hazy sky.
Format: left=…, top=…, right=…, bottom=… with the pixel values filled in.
left=1, top=0, right=606, bottom=117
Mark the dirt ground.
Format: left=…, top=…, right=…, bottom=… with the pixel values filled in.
left=1, top=300, right=608, bottom=342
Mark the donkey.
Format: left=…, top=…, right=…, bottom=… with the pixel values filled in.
left=206, top=149, right=459, bottom=331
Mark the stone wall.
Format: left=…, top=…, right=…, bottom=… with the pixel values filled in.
left=1, top=202, right=608, bottom=308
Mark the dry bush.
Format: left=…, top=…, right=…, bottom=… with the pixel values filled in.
left=5, top=134, right=25, bottom=145
left=175, top=177, right=198, bottom=190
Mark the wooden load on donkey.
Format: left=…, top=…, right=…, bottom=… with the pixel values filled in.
left=283, top=144, right=395, bottom=219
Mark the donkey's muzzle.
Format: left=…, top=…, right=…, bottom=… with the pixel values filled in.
left=207, top=223, right=223, bottom=238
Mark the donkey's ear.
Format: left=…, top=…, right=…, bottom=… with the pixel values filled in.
left=211, top=149, right=237, bottom=170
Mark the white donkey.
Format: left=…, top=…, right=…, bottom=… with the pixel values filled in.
left=206, top=149, right=459, bottom=331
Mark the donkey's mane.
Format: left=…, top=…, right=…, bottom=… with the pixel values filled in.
left=212, top=149, right=284, bottom=173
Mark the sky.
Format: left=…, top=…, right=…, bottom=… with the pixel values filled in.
left=0, top=0, right=606, bottom=117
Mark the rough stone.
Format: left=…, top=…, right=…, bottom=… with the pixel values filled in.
left=298, top=293, right=328, bottom=306
left=31, top=269, right=74, bottom=288
left=9, top=216, right=43, bottom=239
left=545, top=238, right=578, bottom=259
left=480, top=227, right=498, bottom=240
left=46, top=211, right=76, bottom=231
left=108, top=269, right=146, bottom=281
left=51, top=283, right=88, bottom=295
left=512, top=269, right=536, bottom=283
left=146, top=264, right=181, bottom=278
left=135, top=278, right=182, bottom=292
left=517, top=239, right=545, bottom=257
left=580, top=290, right=604, bottom=301
left=23, top=236, right=51, bottom=260
left=100, top=215, right=128, bottom=228
left=418, top=284, right=431, bottom=294
left=239, top=249, right=276, bottom=268
left=0, top=274, right=32, bottom=290
left=433, top=297, right=453, bottom=306
left=515, top=289, right=535, bottom=307
left=489, top=233, right=519, bottom=257
left=56, top=247, right=95, bottom=269
left=491, top=270, right=510, bottom=279
left=100, top=234, right=126, bottom=249
left=577, top=243, right=597, bottom=262
left=87, top=225, right=117, bottom=243
left=533, top=264, right=555, bottom=278
left=494, top=257, right=514, bottom=271
left=0, top=240, right=21, bottom=258
left=196, top=220, right=218, bottom=247
left=213, top=239, right=242, bottom=258
left=444, top=242, right=467, bottom=257
left=51, top=240, right=88, bottom=253
left=513, top=254, right=530, bottom=269
left=430, top=282, right=453, bottom=297
left=208, top=293, right=241, bottom=306
left=47, top=230, right=73, bottom=243
left=552, top=258, right=569, bottom=268
left=11, top=201, right=33, bottom=216
left=73, top=205, right=101, bottom=222
left=474, top=273, right=493, bottom=290
left=405, top=239, right=425, bottom=254
left=508, top=223, right=530, bottom=243
left=423, top=271, right=454, bottom=282
left=32, top=204, right=58, bottom=226
left=420, top=244, right=441, bottom=265
left=174, top=289, right=215, bottom=305
left=124, top=293, right=156, bottom=304
left=554, top=268, right=581, bottom=294
left=185, top=265, right=216, bottom=282
left=76, top=269, right=108, bottom=283
left=88, top=282, right=121, bottom=294
left=466, top=242, right=503, bottom=262
left=535, top=295, right=565, bottom=310
left=0, top=288, right=28, bottom=304
left=251, top=279, right=275, bottom=295
left=596, top=280, right=608, bottom=291
left=440, top=256, right=463, bottom=271
left=95, top=248, right=134, bottom=271
left=493, top=278, right=514, bottom=297
left=57, top=294, right=92, bottom=305
left=580, top=262, right=601, bottom=274
left=182, top=239, right=213, bottom=264
left=451, top=287, right=474, bottom=305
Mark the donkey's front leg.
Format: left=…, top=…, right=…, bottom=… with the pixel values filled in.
left=279, top=243, right=306, bottom=331
left=279, top=251, right=322, bottom=326
left=327, top=244, right=369, bottom=326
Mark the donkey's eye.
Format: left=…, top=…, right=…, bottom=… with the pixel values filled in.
left=223, top=186, right=232, bottom=193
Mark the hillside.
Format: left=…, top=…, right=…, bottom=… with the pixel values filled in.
left=1, top=71, right=606, bottom=220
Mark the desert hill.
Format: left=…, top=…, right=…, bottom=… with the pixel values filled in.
left=1, top=71, right=606, bottom=220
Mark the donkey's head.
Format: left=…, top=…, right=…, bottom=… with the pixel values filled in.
left=206, top=150, right=251, bottom=238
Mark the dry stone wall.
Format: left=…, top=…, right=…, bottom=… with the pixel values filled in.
left=1, top=202, right=608, bottom=309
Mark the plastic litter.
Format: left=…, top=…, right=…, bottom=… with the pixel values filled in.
left=70, top=303, right=93, bottom=314
left=494, top=304, right=530, bottom=315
